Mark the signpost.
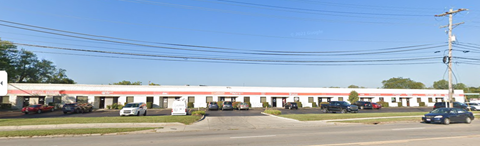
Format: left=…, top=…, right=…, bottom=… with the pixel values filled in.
left=0, top=71, right=7, bottom=96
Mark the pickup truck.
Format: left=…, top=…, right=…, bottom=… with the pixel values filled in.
left=321, top=101, right=359, bottom=113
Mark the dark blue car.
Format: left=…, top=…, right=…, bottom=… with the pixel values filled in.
left=422, top=108, right=474, bottom=125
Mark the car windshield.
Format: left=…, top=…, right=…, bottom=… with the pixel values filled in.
left=210, top=102, right=217, bottom=105
left=224, top=102, right=232, bottom=105
left=291, top=103, right=297, bottom=105
left=430, top=108, right=449, bottom=114
left=340, top=102, right=349, bottom=106
left=124, top=103, right=140, bottom=108
left=64, top=104, right=75, bottom=107
left=29, top=105, right=41, bottom=108
left=469, top=103, right=478, bottom=105
left=240, top=103, right=247, bottom=105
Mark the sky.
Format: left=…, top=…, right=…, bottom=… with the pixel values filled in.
left=1, top=0, right=480, bottom=88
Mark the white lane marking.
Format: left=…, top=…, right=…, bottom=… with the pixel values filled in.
left=391, top=127, right=425, bottom=131
left=230, top=135, right=276, bottom=139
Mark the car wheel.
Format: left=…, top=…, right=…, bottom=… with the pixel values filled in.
left=466, top=117, right=472, bottom=124
left=136, top=112, right=140, bottom=116
left=353, top=111, right=358, bottom=113
left=51, top=108, right=54, bottom=112
left=323, top=108, right=327, bottom=113
left=143, top=111, right=147, bottom=116
left=341, top=109, right=346, bottom=114
left=63, top=111, right=67, bottom=114
left=289, top=107, right=292, bottom=110
left=25, top=112, right=28, bottom=115
left=444, top=118, right=451, bottom=125
left=89, top=108, right=93, bottom=112
left=37, top=110, right=42, bottom=114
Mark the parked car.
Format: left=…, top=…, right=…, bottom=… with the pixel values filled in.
left=353, top=101, right=373, bottom=109
left=208, top=102, right=219, bottom=110
left=222, top=101, right=233, bottom=110
left=237, top=102, right=250, bottom=110
left=433, top=102, right=468, bottom=110
left=80, top=103, right=93, bottom=113
left=62, top=103, right=87, bottom=114
left=284, top=102, right=298, bottom=110
left=171, top=100, right=188, bottom=115
left=372, top=102, right=382, bottom=109
left=120, top=102, right=147, bottom=116
left=321, top=101, right=358, bottom=113
left=22, top=104, right=54, bottom=114
left=422, top=108, right=474, bottom=125
left=465, top=102, right=480, bottom=111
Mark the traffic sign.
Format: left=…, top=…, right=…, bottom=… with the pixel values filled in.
left=0, top=71, right=7, bottom=96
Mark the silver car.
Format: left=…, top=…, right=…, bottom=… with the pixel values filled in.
left=466, top=102, right=480, bottom=111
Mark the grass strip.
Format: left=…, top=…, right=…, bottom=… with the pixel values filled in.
left=331, top=117, right=421, bottom=124
left=0, top=116, right=201, bottom=126
left=279, top=112, right=425, bottom=121
left=0, top=127, right=156, bottom=137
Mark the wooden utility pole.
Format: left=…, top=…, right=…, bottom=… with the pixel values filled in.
left=435, top=8, right=468, bottom=108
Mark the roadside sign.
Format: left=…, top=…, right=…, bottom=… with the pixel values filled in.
left=0, top=71, right=6, bottom=95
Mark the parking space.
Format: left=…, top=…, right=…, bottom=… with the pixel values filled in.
left=278, top=107, right=433, bottom=114
left=0, top=109, right=173, bottom=119
left=203, top=108, right=265, bottom=117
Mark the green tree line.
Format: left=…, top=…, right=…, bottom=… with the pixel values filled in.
left=0, top=39, right=74, bottom=84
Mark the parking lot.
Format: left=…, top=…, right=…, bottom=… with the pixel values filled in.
left=0, top=107, right=434, bottom=119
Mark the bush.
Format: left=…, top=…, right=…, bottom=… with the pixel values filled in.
left=295, top=102, right=303, bottom=108
left=106, top=105, right=112, bottom=109
left=377, top=101, right=389, bottom=107
left=0, top=103, right=12, bottom=109
left=319, top=102, right=330, bottom=108
left=47, top=102, right=55, bottom=106
left=217, top=101, right=223, bottom=109
left=117, top=105, right=124, bottom=109
left=262, top=102, right=269, bottom=108
left=191, top=111, right=206, bottom=116
left=264, top=109, right=281, bottom=115
left=147, top=102, right=153, bottom=109
left=112, top=103, right=119, bottom=109
left=232, top=102, right=240, bottom=109
left=397, top=102, right=403, bottom=107
left=419, top=102, right=426, bottom=107
left=312, top=102, right=317, bottom=107
left=188, top=102, right=194, bottom=108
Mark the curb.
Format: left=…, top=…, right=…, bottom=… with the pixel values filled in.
left=0, top=130, right=158, bottom=140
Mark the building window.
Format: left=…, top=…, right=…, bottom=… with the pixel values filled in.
left=220, top=97, right=225, bottom=101
left=53, top=96, right=62, bottom=103
left=206, top=96, right=213, bottom=102
left=452, top=98, right=456, bottom=102
left=318, top=97, right=323, bottom=102
left=379, top=97, right=384, bottom=102
left=175, top=97, right=180, bottom=100
left=391, top=97, right=396, bottom=103
left=417, top=98, right=421, bottom=103
left=76, top=96, right=88, bottom=103
left=260, top=97, right=266, bottom=103
left=308, top=97, right=313, bottom=103
left=0, top=96, right=8, bottom=103
left=294, top=97, right=299, bottom=102
left=428, top=98, right=433, bottom=103
left=244, top=97, right=250, bottom=103
left=126, top=96, right=134, bottom=103
left=188, top=96, right=195, bottom=103
left=327, top=98, right=331, bottom=102
left=338, top=97, right=343, bottom=101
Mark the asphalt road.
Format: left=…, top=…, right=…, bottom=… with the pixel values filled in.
left=0, top=107, right=433, bottom=119
left=2, top=118, right=479, bottom=146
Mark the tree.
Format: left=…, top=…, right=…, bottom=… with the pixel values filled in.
left=111, top=80, right=142, bottom=85
left=348, top=85, right=365, bottom=88
left=433, top=79, right=467, bottom=90
left=1, top=40, right=75, bottom=84
left=348, top=90, right=359, bottom=104
left=149, top=82, right=160, bottom=86
left=382, top=77, right=425, bottom=89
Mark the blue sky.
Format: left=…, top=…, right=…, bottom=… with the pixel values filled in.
left=1, top=0, right=480, bottom=88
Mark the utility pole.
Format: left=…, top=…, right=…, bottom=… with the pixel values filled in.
left=435, top=8, right=468, bottom=108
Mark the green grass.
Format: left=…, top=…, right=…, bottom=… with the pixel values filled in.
left=331, top=117, right=422, bottom=124
left=264, top=109, right=281, bottom=115
left=0, top=128, right=156, bottom=137
left=0, top=116, right=201, bottom=126
left=279, top=112, right=425, bottom=121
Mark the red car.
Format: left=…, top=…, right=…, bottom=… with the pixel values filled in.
left=372, top=103, right=382, bottom=109
left=22, top=104, right=55, bottom=114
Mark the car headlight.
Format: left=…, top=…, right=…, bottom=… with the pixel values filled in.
left=434, top=115, right=443, bottom=118
left=347, top=106, right=351, bottom=108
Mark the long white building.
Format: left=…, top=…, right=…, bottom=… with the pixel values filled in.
left=1, top=83, right=465, bottom=109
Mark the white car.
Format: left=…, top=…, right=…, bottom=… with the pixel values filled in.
left=120, top=102, right=147, bottom=116
left=466, top=102, right=480, bottom=111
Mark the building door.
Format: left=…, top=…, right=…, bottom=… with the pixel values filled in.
left=406, top=98, right=410, bottom=107
left=282, top=97, right=286, bottom=107
left=99, top=97, right=105, bottom=109
left=163, top=98, right=168, bottom=108
left=147, top=97, right=154, bottom=108
left=272, top=97, right=276, bottom=107
left=23, top=97, right=30, bottom=107
left=39, top=97, right=45, bottom=105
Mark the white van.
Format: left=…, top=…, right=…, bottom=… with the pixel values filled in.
left=171, top=100, right=188, bottom=115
